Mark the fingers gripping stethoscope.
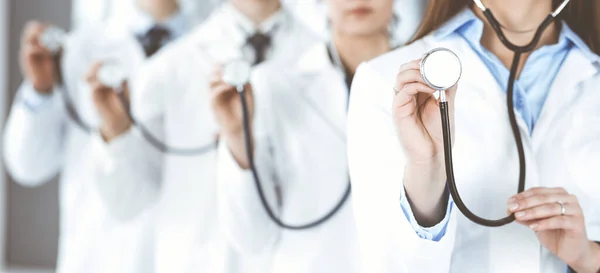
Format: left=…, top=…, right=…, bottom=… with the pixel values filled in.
left=40, top=27, right=217, bottom=156
left=420, top=0, right=571, bottom=227
left=222, top=60, right=351, bottom=230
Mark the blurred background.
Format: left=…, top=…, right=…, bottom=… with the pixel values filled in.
left=0, top=0, right=427, bottom=272
left=1, top=0, right=69, bottom=271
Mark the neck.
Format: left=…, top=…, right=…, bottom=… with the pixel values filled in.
left=333, top=31, right=390, bottom=76
left=230, top=0, right=281, bottom=26
left=475, top=0, right=560, bottom=74
left=137, top=0, right=179, bottom=22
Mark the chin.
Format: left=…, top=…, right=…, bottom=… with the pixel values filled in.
left=342, top=26, right=381, bottom=37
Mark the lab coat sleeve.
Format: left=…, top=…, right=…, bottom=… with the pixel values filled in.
left=3, top=82, right=66, bottom=186
left=399, top=186, right=454, bottom=241
left=347, top=63, right=458, bottom=273
left=90, top=56, right=165, bottom=221
left=217, top=74, right=281, bottom=255
left=91, top=126, right=162, bottom=221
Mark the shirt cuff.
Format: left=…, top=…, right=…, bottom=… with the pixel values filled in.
left=19, top=82, right=55, bottom=112
left=399, top=185, right=454, bottom=242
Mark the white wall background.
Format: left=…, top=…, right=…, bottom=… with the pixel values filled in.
left=0, top=0, right=8, bottom=270
left=5, top=0, right=71, bottom=268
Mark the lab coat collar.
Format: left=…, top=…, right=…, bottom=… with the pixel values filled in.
left=427, top=32, right=599, bottom=144
left=296, top=43, right=333, bottom=75
left=293, top=43, right=349, bottom=137
left=435, top=7, right=600, bottom=66
left=189, top=3, right=292, bottom=64
left=106, top=3, right=189, bottom=42
left=127, top=7, right=189, bottom=39
left=532, top=47, right=599, bottom=146
left=220, top=2, right=285, bottom=35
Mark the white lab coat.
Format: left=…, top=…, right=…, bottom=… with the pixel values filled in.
left=91, top=5, right=320, bottom=273
left=347, top=33, right=600, bottom=272
left=3, top=18, right=152, bottom=273
left=217, top=42, right=360, bottom=273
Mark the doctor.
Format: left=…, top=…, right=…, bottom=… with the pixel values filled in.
left=3, top=0, right=190, bottom=272
left=347, top=0, right=600, bottom=272
left=282, top=0, right=427, bottom=44
left=91, top=0, right=319, bottom=272
left=212, top=0, right=395, bottom=272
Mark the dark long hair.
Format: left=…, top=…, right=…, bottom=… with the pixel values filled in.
left=410, top=0, right=600, bottom=54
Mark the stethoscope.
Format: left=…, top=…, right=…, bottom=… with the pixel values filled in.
left=220, top=45, right=356, bottom=230
left=420, top=0, right=571, bottom=227
left=39, top=27, right=217, bottom=156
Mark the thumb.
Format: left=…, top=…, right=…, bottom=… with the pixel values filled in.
left=85, top=61, right=104, bottom=84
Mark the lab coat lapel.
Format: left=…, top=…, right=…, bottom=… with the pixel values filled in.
left=295, top=43, right=349, bottom=140
left=191, top=6, right=246, bottom=63
left=447, top=37, right=531, bottom=132
left=532, top=48, right=600, bottom=150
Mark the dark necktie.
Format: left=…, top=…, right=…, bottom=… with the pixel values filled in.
left=247, top=32, right=271, bottom=65
left=138, top=25, right=171, bottom=58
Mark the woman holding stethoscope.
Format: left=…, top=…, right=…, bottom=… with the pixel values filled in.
left=210, top=0, right=406, bottom=272
left=347, top=0, right=600, bottom=272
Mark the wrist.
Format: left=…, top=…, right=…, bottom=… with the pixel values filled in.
left=223, top=130, right=252, bottom=170
left=100, top=120, right=132, bottom=142
left=403, top=157, right=448, bottom=227
left=571, top=241, right=600, bottom=273
left=32, top=83, right=53, bottom=94
left=222, top=129, right=245, bottom=142
left=405, top=156, right=446, bottom=185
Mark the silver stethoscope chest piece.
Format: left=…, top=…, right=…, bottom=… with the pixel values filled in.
left=420, top=48, right=462, bottom=91
left=98, top=62, right=127, bottom=90
left=223, top=59, right=252, bottom=89
left=40, top=26, right=67, bottom=54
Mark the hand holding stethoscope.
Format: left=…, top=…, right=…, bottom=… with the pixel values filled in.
left=36, top=25, right=217, bottom=155
left=211, top=61, right=351, bottom=230
left=210, top=62, right=254, bottom=169
left=393, top=54, right=599, bottom=270
left=393, top=0, right=600, bottom=267
left=20, top=21, right=61, bottom=95
left=84, top=61, right=132, bottom=141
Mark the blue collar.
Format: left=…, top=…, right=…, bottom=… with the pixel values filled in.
left=434, top=8, right=600, bottom=64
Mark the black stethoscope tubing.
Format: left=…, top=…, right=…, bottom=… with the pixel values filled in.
left=232, top=44, right=356, bottom=230
left=53, top=52, right=218, bottom=156
left=440, top=0, right=569, bottom=227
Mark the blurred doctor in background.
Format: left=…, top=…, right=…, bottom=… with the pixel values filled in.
left=72, top=0, right=215, bottom=29
left=90, top=0, right=318, bottom=272
left=283, top=0, right=428, bottom=45
left=3, top=0, right=192, bottom=272
left=213, top=0, right=399, bottom=272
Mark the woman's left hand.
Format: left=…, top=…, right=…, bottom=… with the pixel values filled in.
left=508, top=187, right=600, bottom=272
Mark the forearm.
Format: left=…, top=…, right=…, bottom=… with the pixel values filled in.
left=217, top=137, right=280, bottom=254
left=92, top=129, right=162, bottom=220
left=403, top=159, right=449, bottom=227
left=3, top=83, right=65, bottom=184
left=224, top=131, right=253, bottom=170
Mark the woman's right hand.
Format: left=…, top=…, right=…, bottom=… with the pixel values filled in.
left=210, top=65, right=254, bottom=169
left=393, top=58, right=458, bottom=226
left=20, top=21, right=56, bottom=94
